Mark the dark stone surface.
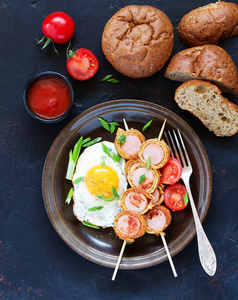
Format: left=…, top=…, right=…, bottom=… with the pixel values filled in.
left=0, top=0, right=237, bottom=299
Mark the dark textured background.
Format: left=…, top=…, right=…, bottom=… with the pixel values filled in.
left=0, top=0, right=237, bottom=299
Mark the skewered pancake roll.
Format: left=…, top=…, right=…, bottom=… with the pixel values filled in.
left=146, top=205, right=172, bottom=235
left=138, top=139, right=170, bottom=169
left=114, top=211, right=146, bottom=243
left=115, top=128, right=145, bottom=159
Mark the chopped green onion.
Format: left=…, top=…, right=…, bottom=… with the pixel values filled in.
left=109, top=121, right=119, bottom=134
left=184, top=192, right=189, bottom=206
left=107, top=78, right=120, bottom=83
left=142, top=119, right=153, bottom=132
left=101, top=74, right=113, bottom=82
left=117, top=134, right=126, bottom=145
left=82, top=137, right=102, bottom=147
left=88, top=206, right=104, bottom=212
left=101, top=155, right=106, bottom=168
left=111, top=186, right=119, bottom=199
left=65, top=188, right=74, bottom=205
left=101, top=143, right=121, bottom=163
left=146, top=156, right=151, bottom=171
left=73, top=176, right=84, bottom=184
left=66, top=137, right=83, bottom=180
left=101, top=74, right=120, bottom=83
left=98, top=118, right=119, bottom=134
left=82, top=137, right=91, bottom=145
left=82, top=221, right=100, bottom=229
left=138, top=174, right=146, bottom=184
left=98, top=117, right=110, bottom=132
left=96, top=187, right=119, bottom=202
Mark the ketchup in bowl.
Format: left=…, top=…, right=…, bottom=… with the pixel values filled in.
left=24, top=71, right=74, bottom=123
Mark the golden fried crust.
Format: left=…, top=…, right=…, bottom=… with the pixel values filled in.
left=146, top=205, right=172, bottom=235
left=119, top=187, right=154, bottom=214
left=177, top=1, right=238, bottom=47
left=115, top=127, right=146, bottom=159
left=114, top=211, right=146, bottom=242
left=150, top=184, right=165, bottom=207
left=102, top=5, right=174, bottom=78
left=124, top=158, right=141, bottom=178
left=127, top=162, right=160, bottom=194
left=138, top=139, right=170, bottom=169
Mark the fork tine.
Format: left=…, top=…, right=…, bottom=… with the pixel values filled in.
left=172, top=130, right=187, bottom=167
left=168, top=131, right=181, bottom=162
left=164, top=132, right=175, bottom=158
left=176, top=129, right=192, bottom=168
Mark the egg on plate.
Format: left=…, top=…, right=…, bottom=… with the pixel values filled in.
left=72, top=141, right=128, bottom=227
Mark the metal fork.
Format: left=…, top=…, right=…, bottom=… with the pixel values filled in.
left=165, top=129, right=217, bottom=276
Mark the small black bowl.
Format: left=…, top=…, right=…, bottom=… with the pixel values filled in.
left=23, top=71, right=74, bottom=123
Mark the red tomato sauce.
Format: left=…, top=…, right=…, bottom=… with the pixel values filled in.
left=27, top=77, right=71, bottom=119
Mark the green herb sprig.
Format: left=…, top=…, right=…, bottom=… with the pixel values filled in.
left=117, top=134, right=126, bottom=145
left=88, top=206, right=104, bottom=212
left=65, top=188, right=74, bottom=205
left=82, top=221, right=100, bottom=229
left=146, top=156, right=151, bottom=171
left=142, top=119, right=153, bottom=132
left=101, top=143, right=121, bottom=163
left=98, top=117, right=119, bottom=134
left=184, top=192, right=189, bottom=206
left=96, top=186, right=119, bottom=202
left=138, top=174, right=146, bottom=184
left=66, top=136, right=102, bottom=181
left=101, top=74, right=120, bottom=83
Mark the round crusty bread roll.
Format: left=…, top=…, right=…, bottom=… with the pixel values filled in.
left=178, top=1, right=238, bottom=47
left=102, top=5, right=174, bottom=78
left=165, top=45, right=238, bottom=95
left=174, top=80, right=238, bottom=137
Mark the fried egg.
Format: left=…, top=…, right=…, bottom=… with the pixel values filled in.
left=72, top=141, right=128, bottom=227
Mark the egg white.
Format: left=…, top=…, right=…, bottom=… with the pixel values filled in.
left=72, top=141, right=127, bottom=227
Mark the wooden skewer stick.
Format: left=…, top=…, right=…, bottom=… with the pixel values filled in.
left=157, top=118, right=177, bottom=277
left=112, top=118, right=130, bottom=281
left=112, top=118, right=177, bottom=280
left=158, top=118, right=167, bottom=141
left=112, top=240, right=127, bottom=281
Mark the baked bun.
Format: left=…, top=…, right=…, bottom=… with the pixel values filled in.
left=174, top=80, right=238, bottom=137
left=102, top=5, right=174, bottom=78
left=177, top=1, right=238, bottom=47
left=165, top=45, right=238, bottom=94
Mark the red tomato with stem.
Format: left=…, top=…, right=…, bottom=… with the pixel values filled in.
left=66, top=48, right=99, bottom=80
left=160, top=157, right=182, bottom=185
left=37, top=12, right=75, bottom=54
left=164, top=184, right=189, bottom=211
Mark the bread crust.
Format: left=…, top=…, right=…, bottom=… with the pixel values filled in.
left=102, top=5, right=174, bottom=78
left=165, top=45, right=238, bottom=94
left=178, top=1, right=238, bottom=47
left=174, top=80, right=238, bottom=136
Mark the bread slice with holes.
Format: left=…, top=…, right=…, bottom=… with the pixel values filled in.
left=174, top=80, right=238, bottom=136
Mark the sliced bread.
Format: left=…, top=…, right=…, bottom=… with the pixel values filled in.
left=165, top=45, right=238, bottom=94
left=174, top=80, right=238, bottom=136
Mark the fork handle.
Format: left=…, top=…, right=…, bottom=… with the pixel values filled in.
left=184, top=183, right=217, bottom=276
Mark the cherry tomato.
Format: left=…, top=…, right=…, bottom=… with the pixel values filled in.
left=42, top=12, right=75, bottom=44
left=164, top=184, right=189, bottom=211
left=66, top=48, right=99, bottom=80
left=160, top=157, right=182, bottom=185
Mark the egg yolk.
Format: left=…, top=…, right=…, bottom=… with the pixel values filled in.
left=85, top=165, right=119, bottom=198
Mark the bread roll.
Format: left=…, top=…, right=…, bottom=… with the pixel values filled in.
left=174, top=80, right=238, bottom=137
left=102, top=5, right=174, bottom=78
left=165, top=45, right=238, bottom=94
left=177, top=1, right=238, bottom=47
